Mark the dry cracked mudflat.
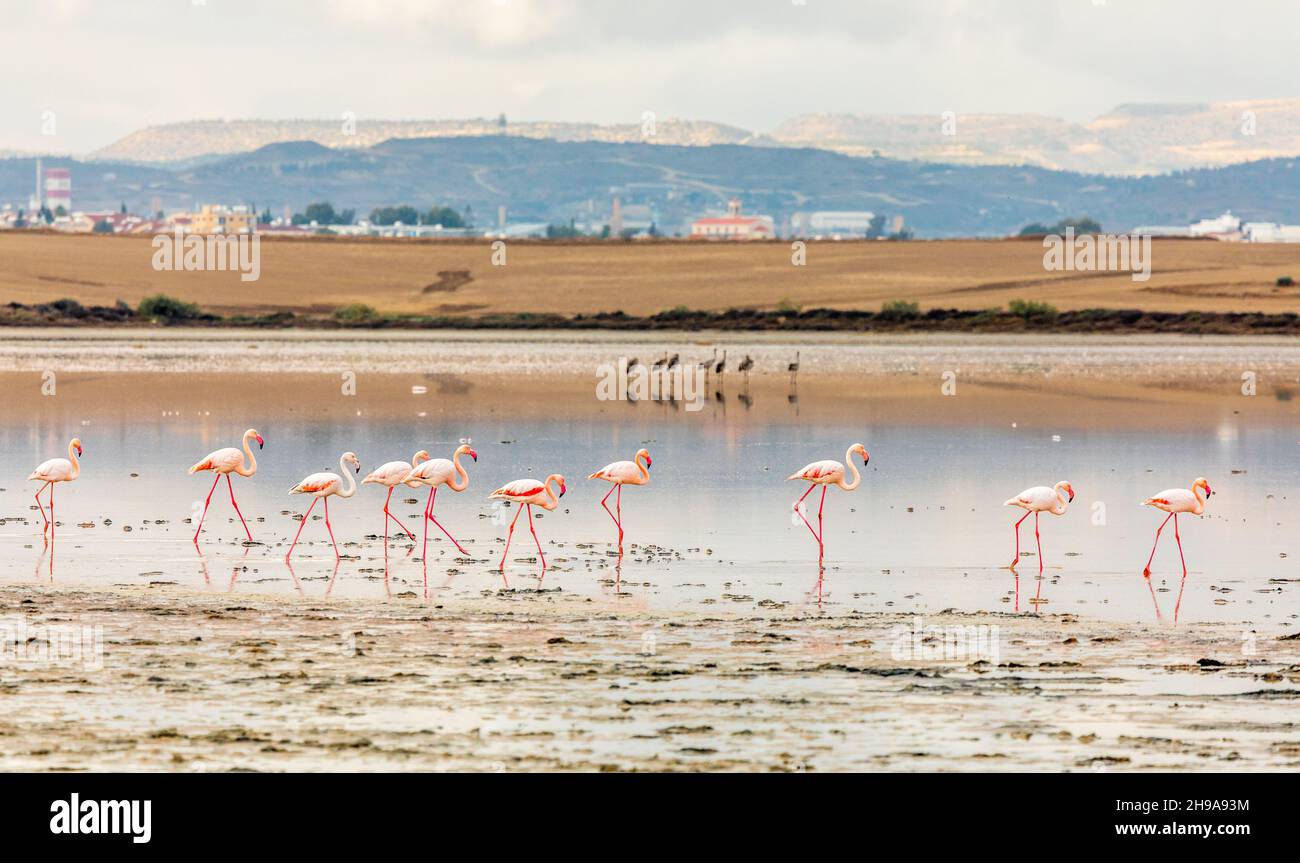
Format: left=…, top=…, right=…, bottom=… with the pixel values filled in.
left=2, top=583, right=1298, bottom=772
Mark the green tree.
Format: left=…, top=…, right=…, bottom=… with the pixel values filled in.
left=422, top=205, right=465, bottom=228
left=546, top=219, right=584, bottom=239
left=369, top=205, right=420, bottom=226
left=294, top=201, right=351, bottom=225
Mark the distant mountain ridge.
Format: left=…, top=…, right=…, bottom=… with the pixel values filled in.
left=774, top=99, right=1300, bottom=175
left=9, top=134, right=1300, bottom=238
left=91, top=118, right=773, bottom=164
left=89, top=99, right=1300, bottom=175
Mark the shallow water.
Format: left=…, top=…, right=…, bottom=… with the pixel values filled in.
left=2, top=342, right=1296, bottom=628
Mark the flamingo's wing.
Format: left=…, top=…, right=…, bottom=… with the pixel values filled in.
left=291, top=472, right=340, bottom=494
left=492, top=479, right=545, bottom=499
left=1148, top=488, right=1195, bottom=511
left=589, top=460, right=635, bottom=482
left=30, top=458, right=72, bottom=481
left=191, top=447, right=242, bottom=474
left=787, top=459, right=843, bottom=482
left=363, top=460, right=411, bottom=484
left=409, top=459, right=454, bottom=485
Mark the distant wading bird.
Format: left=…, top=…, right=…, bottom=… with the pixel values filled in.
left=189, top=428, right=263, bottom=543
left=738, top=354, right=755, bottom=381
left=362, top=450, right=430, bottom=542
left=1003, top=481, right=1075, bottom=572
left=788, top=351, right=800, bottom=384
left=489, top=474, right=566, bottom=572
left=29, top=437, right=83, bottom=540
left=788, top=443, right=869, bottom=566
left=1142, top=478, right=1213, bottom=578
left=402, top=443, right=477, bottom=558
left=588, top=448, right=652, bottom=550
left=286, top=452, right=360, bottom=559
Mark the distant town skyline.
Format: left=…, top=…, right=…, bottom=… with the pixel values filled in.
left=5, top=0, right=1296, bottom=154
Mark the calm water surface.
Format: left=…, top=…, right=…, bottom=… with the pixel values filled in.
left=2, top=381, right=1295, bottom=627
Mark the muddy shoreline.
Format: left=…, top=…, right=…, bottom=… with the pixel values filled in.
left=1, top=583, right=1297, bottom=771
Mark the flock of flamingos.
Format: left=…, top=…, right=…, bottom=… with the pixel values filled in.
left=27, top=430, right=1213, bottom=577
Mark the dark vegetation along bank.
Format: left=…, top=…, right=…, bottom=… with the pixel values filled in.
left=4, top=295, right=1300, bottom=335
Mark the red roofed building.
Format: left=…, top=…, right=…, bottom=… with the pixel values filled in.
left=690, top=199, right=774, bottom=240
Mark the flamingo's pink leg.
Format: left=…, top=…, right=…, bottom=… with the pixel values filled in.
left=33, top=481, right=51, bottom=535
left=323, top=497, right=340, bottom=558
left=600, top=485, right=622, bottom=545
left=1143, top=512, right=1173, bottom=577
left=384, top=487, right=416, bottom=542
left=1009, top=511, right=1030, bottom=568
left=793, top=483, right=821, bottom=546
left=1034, top=512, right=1043, bottom=574
left=426, top=489, right=468, bottom=555
left=1173, top=513, right=1187, bottom=577
left=817, top=485, right=827, bottom=565
left=616, top=485, right=623, bottom=546
left=193, top=474, right=220, bottom=543
left=286, top=498, right=317, bottom=558
left=526, top=503, right=547, bottom=569
left=226, top=474, right=253, bottom=542
left=422, top=487, right=436, bottom=560
left=498, top=503, right=524, bottom=571
left=49, top=483, right=55, bottom=545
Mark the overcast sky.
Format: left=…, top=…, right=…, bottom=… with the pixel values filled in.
left=2, top=0, right=1293, bottom=153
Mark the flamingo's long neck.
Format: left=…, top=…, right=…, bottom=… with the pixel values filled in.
left=450, top=450, right=469, bottom=491
left=1191, top=482, right=1206, bottom=515
left=236, top=432, right=258, bottom=477
left=837, top=447, right=861, bottom=491
left=66, top=440, right=80, bottom=480
left=636, top=452, right=650, bottom=482
left=543, top=476, right=561, bottom=510
left=337, top=456, right=357, bottom=498
left=1053, top=482, right=1070, bottom=514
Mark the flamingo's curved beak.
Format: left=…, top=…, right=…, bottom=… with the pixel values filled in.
left=75, top=444, right=83, bottom=457
left=646, top=456, right=653, bottom=470
left=468, top=448, right=478, bottom=462
left=1205, top=483, right=1214, bottom=497
left=256, top=434, right=264, bottom=449
left=1067, top=487, right=1075, bottom=503
left=862, top=451, right=870, bottom=466
left=560, top=483, right=567, bottom=498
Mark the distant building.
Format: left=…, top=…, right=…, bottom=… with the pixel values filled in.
left=1189, top=210, right=1242, bottom=239
left=1243, top=221, right=1300, bottom=243
left=189, top=204, right=257, bottom=235
left=44, top=168, right=71, bottom=214
left=1134, top=211, right=1243, bottom=240
left=1132, top=224, right=1192, bottom=237
left=690, top=199, right=774, bottom=240
left=792, top=210, right=875, bottom=237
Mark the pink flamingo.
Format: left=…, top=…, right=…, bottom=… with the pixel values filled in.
left=286, top=452, right=360, bottom=559
left=362, top=450, right=430, bottom=542
left=28, top=437, right=83, bottom=540
left=788, top=443, right=869, bottom=566
left=588, top=448, right=651, bottom=549
left=402, top=444, right=477, bottom=558
left=1003, top=481, right=1074, bottom=572
left=189, top=428, right=263, bottom=543
left=489, top=474, right=566, bottom=572
left=1142, top=478, right=1212, bottom=578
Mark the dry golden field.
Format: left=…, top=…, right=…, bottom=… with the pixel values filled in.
left=4, top=231, right=1300, bottom=318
